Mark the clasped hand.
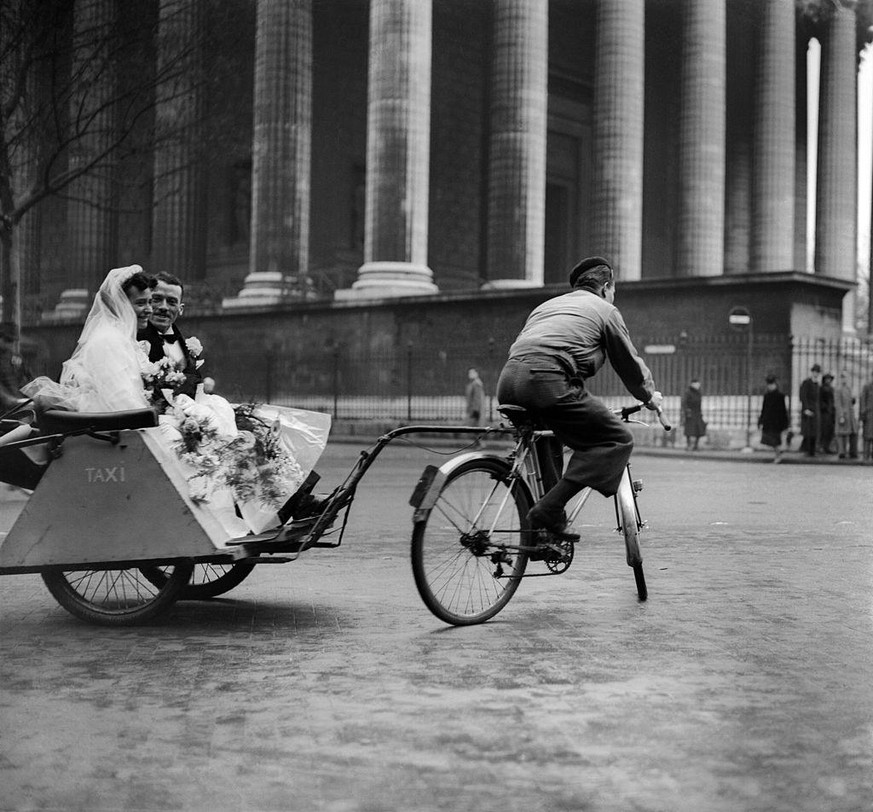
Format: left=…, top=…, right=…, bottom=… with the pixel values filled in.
left=645, top=390, right=664, bottom=411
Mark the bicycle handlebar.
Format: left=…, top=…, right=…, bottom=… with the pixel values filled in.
left=619, top=403, right=672, bottom=432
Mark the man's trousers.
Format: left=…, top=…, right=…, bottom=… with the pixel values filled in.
left=496, top=355, right=634, bottom=497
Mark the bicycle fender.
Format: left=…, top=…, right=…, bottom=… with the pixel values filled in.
left=409, top=464, right=446, bottom=509
left=409, top=452, right=509, bottom=518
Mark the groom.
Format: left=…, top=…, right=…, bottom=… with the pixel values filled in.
left=138, top=272, right=203, bottom=399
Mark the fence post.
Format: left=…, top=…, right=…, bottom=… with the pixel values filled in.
left=488, top=336, right=495, bottom=423
left=406, top=341, right=413, bottom=421
left=745, top=320, right=754, bottom=451
left=332, top=344, right=340, bottom=420
left=265, top=346, right=274, bottom=403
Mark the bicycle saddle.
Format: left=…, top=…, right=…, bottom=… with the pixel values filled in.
left=497, top=404, right=544, bottom=429
left=38, top=407, right=159, bottom=435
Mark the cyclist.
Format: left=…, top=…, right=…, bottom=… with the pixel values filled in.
left=496, top=256, right=663, bottom=535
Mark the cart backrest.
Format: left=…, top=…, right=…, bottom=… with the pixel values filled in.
left=37, top=407, right=158, bottom=435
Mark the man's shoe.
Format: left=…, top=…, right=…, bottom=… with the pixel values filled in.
left=526, top=503, right=569, bottom=534
left=292, top=493, right=328, bottom=520
left=526, top=504, right=580, bottom=562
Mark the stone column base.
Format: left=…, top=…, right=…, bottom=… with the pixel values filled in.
left=40, top=289, right=91, bottom=323
left=334, top=262, right=438, bottom=300
left=222, top=272, right=286, bottom=309
left=223, top=272, right=318, bottom=309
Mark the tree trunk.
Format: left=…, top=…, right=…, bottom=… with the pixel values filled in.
left=0, top=223, right=20, bottom=331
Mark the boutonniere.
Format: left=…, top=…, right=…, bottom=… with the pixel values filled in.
left=185, top=336, right=203, bottom=358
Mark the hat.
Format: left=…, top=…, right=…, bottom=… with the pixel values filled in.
left=810, top=364, right=822, bottom=373
left=822, top=373, right=834, bottom=382
left=569, top=256, right=612, bottom=288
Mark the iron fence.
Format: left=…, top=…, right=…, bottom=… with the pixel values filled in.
left=208, top=333, right=873, bottom=432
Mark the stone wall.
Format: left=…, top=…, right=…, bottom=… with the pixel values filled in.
left=24, top=274, right=850, bottom=395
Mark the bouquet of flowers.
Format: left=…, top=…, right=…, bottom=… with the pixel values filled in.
left=140, top=336, right=205, bottom=412
left=170, top=400, right=302, bottom=510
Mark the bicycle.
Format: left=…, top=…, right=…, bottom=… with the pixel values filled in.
left=409, top=402, right=672, bottom=626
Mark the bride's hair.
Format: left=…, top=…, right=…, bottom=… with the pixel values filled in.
left=121, top=270, right=157, bottom=296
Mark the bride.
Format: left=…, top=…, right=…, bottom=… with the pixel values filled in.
left=24, top=265, right=154, bottom=412
left=23, top=265, right=329, bottom=539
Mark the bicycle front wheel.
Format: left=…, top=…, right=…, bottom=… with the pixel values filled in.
left=411, top=458, right=531, bottom=625
left=616, top=472, right=647, bottom=601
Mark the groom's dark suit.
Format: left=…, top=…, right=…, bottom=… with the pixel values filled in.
left=137, top=322, right=203, bottom=399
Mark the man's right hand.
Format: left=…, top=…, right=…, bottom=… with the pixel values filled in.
left=645, top=391, right=664, bottom=411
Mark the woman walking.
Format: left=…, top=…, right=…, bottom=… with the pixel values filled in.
left=758, top=375, right=789, bottom=463
left=681, top=378, right=706, bottom=451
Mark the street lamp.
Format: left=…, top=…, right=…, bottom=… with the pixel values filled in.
left=729, top=307, right=754, bottom=453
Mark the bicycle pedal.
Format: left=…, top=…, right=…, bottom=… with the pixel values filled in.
left=529, top=528, right=579, bottom=544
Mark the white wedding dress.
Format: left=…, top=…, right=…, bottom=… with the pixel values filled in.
left=23, top=265, right=330, bottom=543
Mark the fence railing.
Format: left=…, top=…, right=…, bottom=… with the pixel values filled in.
left=205, top=333, right=873, bottom=431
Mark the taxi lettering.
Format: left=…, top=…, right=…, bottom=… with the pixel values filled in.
left=85, top=466, right=125, bottom=483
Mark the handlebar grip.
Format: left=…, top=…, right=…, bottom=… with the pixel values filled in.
left=655, top=408, right=672, bottom=432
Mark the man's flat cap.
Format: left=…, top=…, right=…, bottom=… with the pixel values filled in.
left=811, top=364, right=822, bottom=372
left=569, top=256, right=612, bottom=287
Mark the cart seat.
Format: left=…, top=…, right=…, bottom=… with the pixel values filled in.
left=38, top=407, right=159, bottom=435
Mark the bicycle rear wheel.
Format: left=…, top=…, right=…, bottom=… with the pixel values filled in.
left=411, top=457, right=531, bottom=625
left=616, top=472, right=647, bottom=601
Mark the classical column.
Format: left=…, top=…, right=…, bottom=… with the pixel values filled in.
left=225, top=0, right=313, bottom=309
left=814, top=0, right=857, bottom=282
left=152, top=0, right=207, bottom=281
left=62, top=0, right=118, bottom=313
left=337, top=0, right=436, bottom=299
left=676, top=0, right=725, bottom=277
left=483, top=0, right=547, bottom=289
left=723, top=139, right=750, bottom=274
left=590, top=0, right=644, bottom=281
left=794, top=33, right=808, bottom=271
left=752, top=0, right=795, bottom=272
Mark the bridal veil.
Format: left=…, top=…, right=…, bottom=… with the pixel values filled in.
left=23, top=265, right=150, bottom=412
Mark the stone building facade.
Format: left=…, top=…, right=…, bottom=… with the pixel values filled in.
left=21, top=0, right=871, bottom=337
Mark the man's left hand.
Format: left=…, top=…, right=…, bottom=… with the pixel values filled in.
left=645, top=391, right=664, bottom=411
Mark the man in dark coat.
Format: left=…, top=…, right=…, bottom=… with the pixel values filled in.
left=818, top=373, right=836, bottom=454
left=798, top=363, right=822, bottom=456
left=137, top=272, right=203, bottom=401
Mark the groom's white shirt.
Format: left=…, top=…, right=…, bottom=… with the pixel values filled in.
left=158, top=330, right=186, bottom=366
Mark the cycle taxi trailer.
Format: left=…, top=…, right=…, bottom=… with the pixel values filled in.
left=0, top=406, right=343, bottom=626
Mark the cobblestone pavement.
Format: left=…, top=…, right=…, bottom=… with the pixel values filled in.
left=1, top=442, right=871, bottom=812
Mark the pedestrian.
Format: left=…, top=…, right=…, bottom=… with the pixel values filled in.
left=798, top=364, right=821, bottom=456
left=0, top=322, right=32, bottom=412
left=758, top=375, right=789, bottom=463
left=859, top=370, right=873, bottom=462
left=818, top=373, right=836, bottom=454
left=834, top=369, right=858, bottom=460
left=465, top=367, right=486, bottom=426
left=680, top=378, right=706, bottom=451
